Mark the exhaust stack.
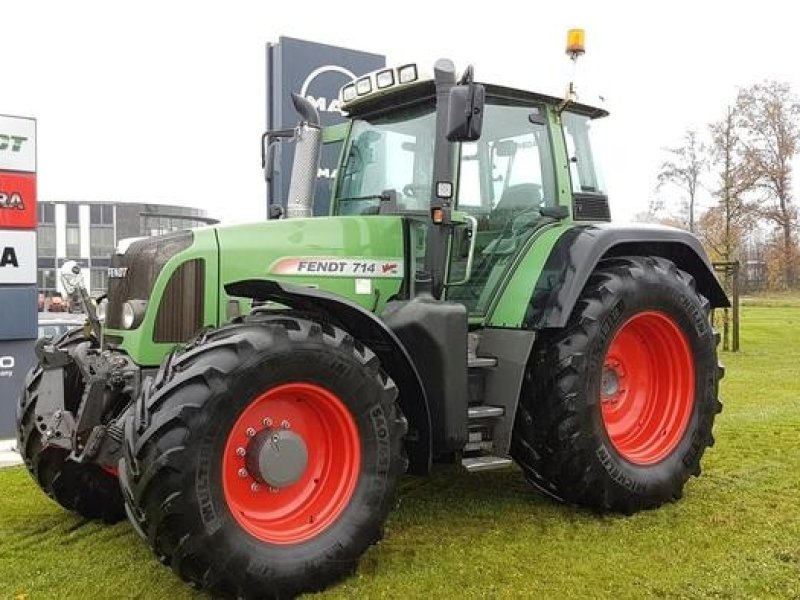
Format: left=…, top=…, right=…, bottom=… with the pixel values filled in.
left=286, top=93, right=322, bottom=219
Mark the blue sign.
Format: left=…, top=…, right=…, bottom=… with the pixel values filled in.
left=265, top=37, right=385, bottom=216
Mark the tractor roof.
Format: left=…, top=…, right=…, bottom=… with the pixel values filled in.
left=340, top=64, right=608, bottom=120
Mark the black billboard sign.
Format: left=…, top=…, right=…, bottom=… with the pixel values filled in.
left=265, top=37, right=385, bottom=216
left=0, top=339, right=35, bottom=437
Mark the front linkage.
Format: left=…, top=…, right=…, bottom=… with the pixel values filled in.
left=18, top=267, right=140, bottom=520
left=33, top=332, right=139, bottom=468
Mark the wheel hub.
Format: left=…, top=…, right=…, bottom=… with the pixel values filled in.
left=601, top=366, right=622, bottom=399
left=246, top=429, right=308, bottom=488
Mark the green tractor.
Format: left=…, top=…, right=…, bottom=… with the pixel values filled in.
left=19, top=51, right=726, bottom=598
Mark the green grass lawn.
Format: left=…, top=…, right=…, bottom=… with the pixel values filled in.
left=1, top=296, right=799, bottom=599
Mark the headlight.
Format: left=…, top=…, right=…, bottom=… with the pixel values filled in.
left=95, top=298, right=108, bottom=322
left=122, top=303, right=136, bottom=329
left=398, top=64, right=418, bottom=84
left=356, top=77, right=372, bottom=96
left=342, top=83, right=356, bottom=102
left=122, top=300, right=146, bottom=329
left=376, top=69, right=394, bottom=89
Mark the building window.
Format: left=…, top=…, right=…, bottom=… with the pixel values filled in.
left=38, top=269, right=57, bottom=292
left=90, top=268, right=108, bottom=295
left=90, top=204, right=114, bottom=225
left=39, top=203, right=55, bottom=224
left=90, top=226, right=114, bottom=257
left=66, top=203, right=80, bottom=224
left=66, top=226, right=80, bottom=257
left=38, top=225, right=56, bottom=256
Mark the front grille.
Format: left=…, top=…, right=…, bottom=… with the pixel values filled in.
left=153, top=259, right=205, bottom=343
left=573, top=193, right=611, bottom=221
left=106, top=231, right=193, bottom=329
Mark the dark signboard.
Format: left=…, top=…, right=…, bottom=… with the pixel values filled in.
left=265, top=37, right=384, bottom=216
left=0, top=338, right=35, bottom=437
left=0, top=286, right=37, bottom=340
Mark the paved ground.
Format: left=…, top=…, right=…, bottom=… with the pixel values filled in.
left=0, top=439, right=22, bottom=468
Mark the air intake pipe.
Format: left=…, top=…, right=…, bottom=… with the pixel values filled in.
left=286, top=93, right=322, bottom=219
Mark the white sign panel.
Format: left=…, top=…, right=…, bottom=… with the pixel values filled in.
left=0, top=115, right=36, bottom=173
left=0, top=230, right=37, bottom=284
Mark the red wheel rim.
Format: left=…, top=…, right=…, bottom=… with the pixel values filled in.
left=600, top=311, right=694, bottom=465
left=222, top=383, right=361, bottom=544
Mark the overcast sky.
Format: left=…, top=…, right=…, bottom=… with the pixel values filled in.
left=4, top=0, right=799, bottom=223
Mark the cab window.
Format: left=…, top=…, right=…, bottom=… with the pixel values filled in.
left=562, top=111, right=605, bottom=195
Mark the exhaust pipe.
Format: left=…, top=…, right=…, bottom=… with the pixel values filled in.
left=286, top=93, right=322, bottom=219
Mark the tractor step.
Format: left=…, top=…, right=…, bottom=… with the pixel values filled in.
left=461, top=456, right=514, bottom=472
left=464, top=440, right=495, bottom=452
left=468, top=405, right=504, bottom=419
left=468, top=356, right=498, bottom=368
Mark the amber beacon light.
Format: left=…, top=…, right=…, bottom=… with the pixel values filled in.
left=566, top=28, right=585, bottom=58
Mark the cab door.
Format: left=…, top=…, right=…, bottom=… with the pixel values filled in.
left=447, top=101, right=557, bottom=316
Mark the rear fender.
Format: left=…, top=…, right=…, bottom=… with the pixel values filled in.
left=525, top=224, right=730, bottom=329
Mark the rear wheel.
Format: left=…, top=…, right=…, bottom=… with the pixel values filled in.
left=120, top=315, right=407, bottom=598
left=511, top=256, right=723, bottom=513
left=17, top=328, right=125, bottom=522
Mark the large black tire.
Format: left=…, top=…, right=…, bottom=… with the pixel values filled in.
left=17, top=328, right=125, bottom=522
left=511, top=256, right=723, bottom=513
left=119, top=315, right=407, bottom=599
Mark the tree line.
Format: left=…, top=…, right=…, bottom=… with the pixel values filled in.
left=643, top=81, right=800, bottom=291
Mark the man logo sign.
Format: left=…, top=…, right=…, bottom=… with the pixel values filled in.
left=300, top=65, right=357, bottom=116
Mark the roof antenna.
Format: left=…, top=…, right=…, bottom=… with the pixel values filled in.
left=558, top=28, right=585, bottom=114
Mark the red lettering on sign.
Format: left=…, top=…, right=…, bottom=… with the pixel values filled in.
left=0, top=171, right=37, bottom=229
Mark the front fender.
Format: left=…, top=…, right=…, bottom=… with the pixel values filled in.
left=225, top=279, right=432, bottom=474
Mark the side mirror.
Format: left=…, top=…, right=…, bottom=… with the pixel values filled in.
left=446, top=82, right=485, bottom=142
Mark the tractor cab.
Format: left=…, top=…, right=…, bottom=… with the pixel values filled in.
left=328, top=64, right=610, bottom=314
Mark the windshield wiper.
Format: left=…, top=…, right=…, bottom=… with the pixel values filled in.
left=337, top=193, right=391, bottom=202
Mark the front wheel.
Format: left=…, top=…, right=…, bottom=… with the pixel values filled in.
left=512, top=256, right=723, bottom=513
left=120, top=316, right=407, bottom=598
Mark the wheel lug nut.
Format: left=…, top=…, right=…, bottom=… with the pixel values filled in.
left=238, top=468, right=248, bottom=478
left=281, top=420, right=290, bottom=430
left=235, top=447, right=246, bottom=457
left=250, top=482, right=260, bottom=492
left=246, top=427, right=256, bottom=437
left=262, top=417, right=272, bottom=427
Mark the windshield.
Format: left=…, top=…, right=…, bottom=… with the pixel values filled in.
left=334, top=103, right=435, bottom=215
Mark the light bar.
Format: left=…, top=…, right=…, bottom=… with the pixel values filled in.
left=339, top=63, right=428, bottom=106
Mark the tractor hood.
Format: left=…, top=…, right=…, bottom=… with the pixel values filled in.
left=216, top=215, right=407, bottom=314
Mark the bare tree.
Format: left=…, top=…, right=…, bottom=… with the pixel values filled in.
left=703, top=106, right=759, bottom=351
left=736, top=81, right=800, bottom=288
left=656, top=129, right=707, bottom=233
left=704, top=106, right=757, bottom=263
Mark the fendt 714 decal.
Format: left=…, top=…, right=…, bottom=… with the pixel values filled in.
left=269, top=257, right=403, bottom=278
